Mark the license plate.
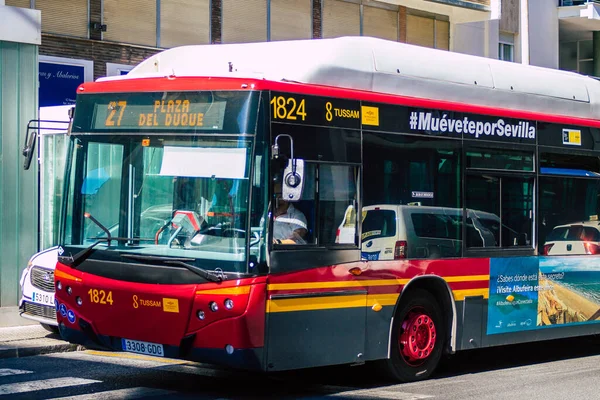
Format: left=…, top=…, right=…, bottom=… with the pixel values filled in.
left=121, top=338, right=164, bottom=357
left=361, top=252, right=380, bottom=261
left=32, top=292, right=55, bottom=306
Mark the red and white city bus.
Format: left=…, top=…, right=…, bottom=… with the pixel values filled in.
left=53, top=37, right=600, bottom=382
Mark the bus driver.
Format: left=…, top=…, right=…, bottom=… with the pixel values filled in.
left=273, top=183, right=308, bottom=245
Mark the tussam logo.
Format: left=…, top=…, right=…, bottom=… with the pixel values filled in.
left=409, top=111, right=536, bottom=140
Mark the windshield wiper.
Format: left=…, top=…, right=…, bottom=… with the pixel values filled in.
left=121, top=254, right=223, bottom=283
left=58, top=238, right=109, bottom=267
left=85, top=212, right=112, bottom=244
left=164, top=260, right=223, bottom=283
left=59, top=236, right=156, bottom=267
left=121, top=254, right=196, bottom=262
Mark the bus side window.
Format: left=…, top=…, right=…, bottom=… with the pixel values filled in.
left=272, top=163, right=358, bottom=247
left=273, top=164, right=315, bottom=245
left=319, top=164, right=358, bottom=246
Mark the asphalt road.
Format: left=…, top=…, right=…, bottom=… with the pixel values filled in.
left=1, top=335, right=600, bottom=400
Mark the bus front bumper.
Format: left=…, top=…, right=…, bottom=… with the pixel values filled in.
left=59, top=320, right=264, bottom=371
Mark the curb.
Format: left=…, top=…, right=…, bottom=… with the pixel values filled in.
left=0, top=343, right=83, bottom=359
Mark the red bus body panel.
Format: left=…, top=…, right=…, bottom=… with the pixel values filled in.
left=55, top=264, right=267, bottom=359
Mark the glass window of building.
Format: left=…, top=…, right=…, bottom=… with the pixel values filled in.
left=103, top=0, right=157, bottom=47
left=499, top=33, right=514, bottom=62
left=270, top=0, right=311, bottom=41
left=323, top=0, right=360, bottom=38
left=560, top=40, right=594, bottom=76
left=160, top=0, right=210, bottom=47
left=363, top=5, right=398, bottom=42
left=578, top=40, right=594, bottom=76
left=406, top=11, right=449, bottom=51
left=34, top=0, right=89, bottom=38
left=222, top=0, right=267, bottom=43
left=5, top=0, right=31, bottom=8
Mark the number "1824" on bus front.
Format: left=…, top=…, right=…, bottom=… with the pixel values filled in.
left=270, top=96, right=307, bottom=121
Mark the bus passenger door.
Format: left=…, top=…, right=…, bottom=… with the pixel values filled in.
left=266, top=136, right=365, bottom=370
left=265, top=281, right=367, bottom=371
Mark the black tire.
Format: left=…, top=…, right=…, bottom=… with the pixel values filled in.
left=378, top=288, right=444, bottom=382
left=41, top=323, right=60, bottom=334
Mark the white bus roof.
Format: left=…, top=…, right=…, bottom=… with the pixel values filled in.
left=98, top=36, right=600, bottom=120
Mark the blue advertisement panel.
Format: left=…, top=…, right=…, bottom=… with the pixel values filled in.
left=487, top=257, right=539, bottom=334
left=488, top=256, right=600, bottom=334
left=39, top=62, right=85, bottom=107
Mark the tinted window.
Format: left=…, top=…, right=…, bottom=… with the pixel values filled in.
left=411, top=213, right=460, bottom=240
left=363, top=133, right=461, bottom=209
left=362, top=210, right=396, bottom=241
left=547, top=226, right=574, bottom=241
left=465, top=217, right=498, bottom=247
left=539, top=173, right=600, bottom=249
left=547, top=225, right=600, bottom=242
left=466, top=174, right=533, bottom=248
left=319, top=164, right=358, bottom=245
left=583, top=227, right=600, bottom=241
left=540, top=152, right=600, bottom=175
left=466, top=148, right=533, bottom=171
left=273, top=162, right=358, bottom=247
left=363, top=132, right=462, bottom=259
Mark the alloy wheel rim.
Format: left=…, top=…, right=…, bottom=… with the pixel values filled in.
left=398, top=308, right=436, bottom=365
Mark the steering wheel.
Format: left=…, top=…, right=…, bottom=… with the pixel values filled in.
left=221, top=228, right=246, bottom=238
left=155, top=210, right=204, bottom=245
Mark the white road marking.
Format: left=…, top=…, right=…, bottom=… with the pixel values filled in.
left=0, top=377, right=100, bottom=395
left=0, top=369, right=33, bottom=377
left=48, top=387, right=173, bottom=399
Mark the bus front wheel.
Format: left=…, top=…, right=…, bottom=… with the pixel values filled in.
left=381, top=288, right=444, bottom=382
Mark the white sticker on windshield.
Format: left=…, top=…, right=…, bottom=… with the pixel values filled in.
left=160, top=147, right=246, bottom=179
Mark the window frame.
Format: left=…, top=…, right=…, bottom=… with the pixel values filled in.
left=498, top=42, right=514, bottom=62
left=405, top=9, right=450, bottom=50
left=499, top=32, right=515, bottom=62
left=538, top=146, right=600, bottom=253
left=463, top=143, right=536, bottom=257
left=271, top=160, right=360, bottom=250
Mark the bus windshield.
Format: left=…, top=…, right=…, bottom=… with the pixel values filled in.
left=62, top=134, right=266, bottom=273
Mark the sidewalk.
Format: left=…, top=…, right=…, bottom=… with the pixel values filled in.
left=0, top=307, right=80, bottom=359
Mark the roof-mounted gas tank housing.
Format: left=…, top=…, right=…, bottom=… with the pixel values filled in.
left=98, top=36, right=600, bottom=121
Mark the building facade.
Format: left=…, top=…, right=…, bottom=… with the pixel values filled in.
left=556, top=1, right=600, bottom=77
left=6, top=0, right=499, bottom=83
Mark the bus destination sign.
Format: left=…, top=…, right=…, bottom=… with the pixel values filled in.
left=91, top=93, right=227, bottom=130
left=270, top=92, right=362, bottom=129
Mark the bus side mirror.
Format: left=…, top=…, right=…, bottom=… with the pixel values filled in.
left=272, top=133, right=303, bottom=201
left=22, top=130, right=37, bottom=170
left=22, top=116, right=71, bottom=171
left=282, top=159, right=304, bottom=202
